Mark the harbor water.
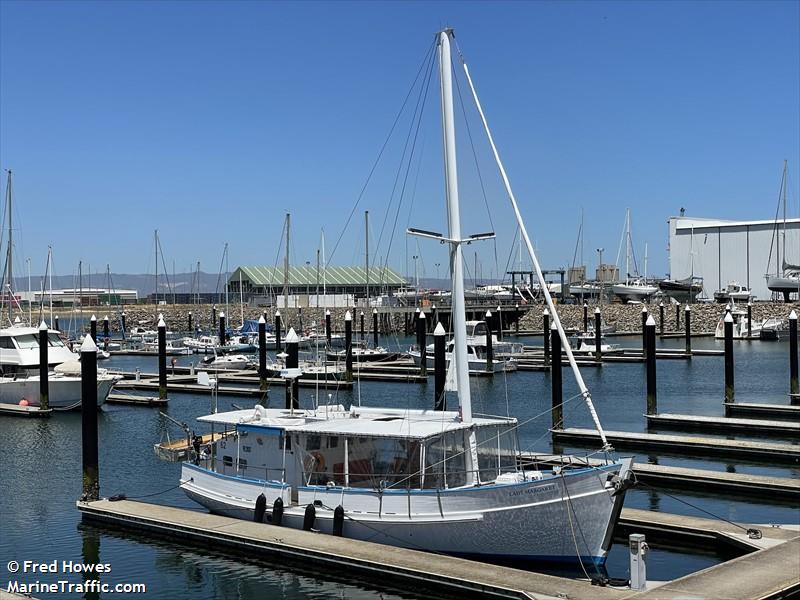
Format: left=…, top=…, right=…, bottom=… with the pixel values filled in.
left=1, top=333, right=797, bottom=598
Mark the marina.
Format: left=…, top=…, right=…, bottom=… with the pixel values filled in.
left=2, top=4, right=799, bottom=600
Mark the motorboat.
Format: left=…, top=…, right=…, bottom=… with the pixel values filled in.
left=713, top=304, right=783, bottom=339
left=175, top=30, right=632, bottom=566
left=714, top=282, right=752, bottom=303
left=612, top=279, right=658, bottom=303
left=201, top=352, right=251, bottom=371
left=326, top=344, right=398, bottom=363
left=571, top=332, right=620, bottom=354
left=464, top=320, right=524, bottom=357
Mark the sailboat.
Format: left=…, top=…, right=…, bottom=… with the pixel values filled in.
left=176, top=30, right=632, bottom=565
left=611, top=210, right=657, bottom=303
left=766, top=161, right=800, bottom=302
left=660, top=225, right=703, bottom=302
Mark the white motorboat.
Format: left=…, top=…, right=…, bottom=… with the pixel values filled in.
left=142, top=339, right=193, bottom=355
left=714, top=282, right=752, bottom=303
left=464, top=320, right=524, bottom=357
left=183, top=335, right=221, bottom=353
left=201, top=352, right=251, bottom=370
left=612, top=279, right=658, bottom=303
left=713, top=304, right=783, bottom=339
left=326, top=343, right=398, bottom=363
left=176, top=30, right=632, bottom=566
left=571, top=332, right=620, bottom=354
left=409, top=340, right=516, bottom=373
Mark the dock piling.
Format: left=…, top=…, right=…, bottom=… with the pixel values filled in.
left=659, top=301, right=665, bottom=335
left=258, top=316, right=267, bottom=391
left=372, top=308, right=378, bottom=348
left=80, top=334, right=99, bottom=501
left=583, top=302, right=588, bottom=333
left=747, top=301, right=753, bottom=339
left=285, top=328, right=300, bottom=409
left=434, top=322, right=446, bottom=411
left=790, top=311, right=798, bottom=400
left=675, top=303, right=680, bottom=330
left=724, top=312, right=734, bottom=403
left=646, top=314, right=657, bottom=415
left=485, top=310, right=493, bottom=373
left=212, top=305, right=217, bottom=331
left=119, top=312, right=124, bottom=339
left=219, top=312, right=226, bottom=346
left=685, top=305, right=692, bottom=355
left=188, top=311, right=192, bottom=334
left=55, top=314, right=60, bottom=333
left=641, top=306, right=648, bottom=356
left=275, top=310, right=282, bottom=353
left=496, top=305, right=503, bottom=341
left=515, top=304, right=520, bottom=334
left=595, top=307, right=602, bottom=361
left=417, top=310, right=427, bottom=376
left=103, top=315, right=109, bottom=340
left=325, top=309, right=331, bottom=347
left=542, top=308, right=550, bottom=366
left=90, top=314, right=97, bottom=342
left=551, top=322, right=563, bottom=429
left=360, top=311, right=365, bottom=342
left=158, top=315, right=167, bottom=400
left=39, top=320, right=49, bottom=411
left=344, top=312, right=353, bottom=382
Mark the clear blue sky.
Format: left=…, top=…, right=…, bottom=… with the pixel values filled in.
left=1, top=0, right=798, bottom=283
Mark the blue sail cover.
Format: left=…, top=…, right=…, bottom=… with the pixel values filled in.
left=239, top=319, right=273, bottom=334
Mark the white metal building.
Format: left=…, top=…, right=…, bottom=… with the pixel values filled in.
left=668, top=216, right=800, bottom=301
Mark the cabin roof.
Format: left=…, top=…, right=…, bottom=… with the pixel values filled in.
left=231, top=265, right=406, bottom=287
left=198, top=405, right=515, bottom=439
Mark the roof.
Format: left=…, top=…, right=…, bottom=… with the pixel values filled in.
left=231, top=265, right=406, bottom=287
left=671, top=216, right=800, bottom=231
left=198, top=405, right=515, bottom=440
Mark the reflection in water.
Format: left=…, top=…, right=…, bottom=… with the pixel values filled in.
left=79, top=525, right=100, bottom=600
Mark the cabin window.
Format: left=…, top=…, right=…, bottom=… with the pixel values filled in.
left=222, top=456, right=233, bottom=467
left=423, top=431, right=465, bottom=489
left=327, top=437, right=339, bottom=449
left=47, top=333, right=65, bottom=347
left=238, top=458, right=248, bottom=470
left=474, top=322, right=487, bottom=336
left=475, top=424, right=517, bottom=483
left=345, top=436, right=420, bottom=489
left=13, top=334, right=38, bottom=349
left=306, top=435, right=321, bottom=451
left=0, top=337, right=13, bottom=349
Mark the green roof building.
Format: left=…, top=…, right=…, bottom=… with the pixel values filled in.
left=228, top=265, right=406, bottom=301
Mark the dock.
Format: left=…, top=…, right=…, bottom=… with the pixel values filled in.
left=519, top=453, right=800, bottom=501
left=0, top=402, right=52, bottom=417
left=78, top=498, right=800, bottom=600
left=551, top=428, right=800, bottom=464
left=105, top=392, right=168, bottom=407
left=724, top=402, right=800, bottom=421
left=645, top=413, right=800, bottom=438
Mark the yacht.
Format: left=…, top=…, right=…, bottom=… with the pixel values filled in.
left=175, top=30, right=632, bottom=566
left=714, top=304, right=783, bottom=339
left=571, top=332, right=620, bottom=354
left=714, top=282, right=752, bottom=303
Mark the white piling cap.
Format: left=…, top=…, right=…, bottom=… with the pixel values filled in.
left=360, top=310, right=364, bottom=316
left=91, top=314, right=97, bottom=321
left=104, top=315, right=109, bottom=321
left=258, top=315, right=266, bottom=324
left=419, top=310, right=426, bottom=319
left=485, top=310, right=492, bottom=318
left=685, top=304, right=691, bottom=311
left=646, top=314, right=656, bottom=327
left=748, top=300, right=753, bottom=306
left=724, top=312, right=734, bottom=323
left=725, top=303, right=731, bottom=311
left=432, top=304, right=437, bottom=310
left=158, top=313, right=164, bottom=320
left=14, top=316, right=20, bottom=323
left=595, top=307, right=601, bottom=314
left=220, top=311, right=225, bottom=318
left=642, top=305, right=648, bottom=312
left=275, top=309, right=281, bottom=317
left=583, top=302, right=588, bottom=307
left=286, top=327, right=299, bottom=343
left=81, top=333, right=98, bottom=353
left=790, top=310, right=797, bottom=320
left=659, top=301, right=664, bottom=307
left=345, top=310, right=352, bottom=320
left=373, top=308, right=377, bottom=314
left=550, top=320, right=558, bottom=330
left=188, top=310, right=192, bottom=314
left=543, top=307, right=549, bottom=316
left=497, top=305, right=501, bottom=311
left=39, top=320, right=48, bottom=330
left=158, top=315, right=166, bottom=328
left=415, top=307, right=420, bottom=313
left=326, top=309, right=331, bottom=316
left=122, top=311, right=126, bottom=316
left=434, top=322, right=446, bottom=336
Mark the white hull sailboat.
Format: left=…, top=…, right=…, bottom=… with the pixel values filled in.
left=176, top=30, right=632, bottom=566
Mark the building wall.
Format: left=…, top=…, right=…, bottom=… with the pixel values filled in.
left=669, top=217, right=800, bottom=300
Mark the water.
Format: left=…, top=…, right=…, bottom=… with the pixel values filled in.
left=1, top=333, right=797, bottom=598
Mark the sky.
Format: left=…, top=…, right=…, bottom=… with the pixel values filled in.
left=1, top=0, right=798, bottom=284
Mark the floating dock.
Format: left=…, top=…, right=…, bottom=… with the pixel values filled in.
left=551, top=428, right=800, bottom=464
left=77, top=498, right=800, bottom=600
left=645, top=413, right=800, bottom=439
left=0, top=402, right=52, bottom=418
left=724, top=402, right=800, bottom=421
left=105, top=392, right=168, bottom=407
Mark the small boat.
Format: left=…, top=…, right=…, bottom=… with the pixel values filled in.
left=659, top=276, right=703, bottom=303
left=201, top=352, right=251, bottom=370
left=571, top=332, right=620, bottom=354
left=713, top=304, right=783, bottom=339
left=714, top=282, right=752, bottom=303
left=612, top=279, right=658, bottom=303
left=409, top=340, right=517, bottom=373
left=465, top=320, right=525, bottom=357
left=326, top=343, right=398, bottom=363
left=183, top=335, right=221, bottom=353
left=142, top=339, right=193, bottom=355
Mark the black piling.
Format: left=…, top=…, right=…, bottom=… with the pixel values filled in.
left=325, top=310, right=332, bottom=347
left=659, top=301, right=665, bottom=335
left=542, top=308, right=551, bottom=366
left=188, top=311, right=193, bottom=334
left=417, top=310, right=427, bottom=376
left=119, top=312, right=124, bottom=340
left=344, top=312, right=353, bottom=382
left=550, top=323, right=563, bottom=429
left=360, top=311, right=365, bottom=342
left=685, top=305, right=692, bottom=355
left=583, top=302, right=588, bottom=333
left=645, top=314, right=657, bottom=415
left=724, top=312, right=734, bottom=403
left=641, top=306, right=648, bottom=356
left=219, top=312, right=226, bottom=346
left=434, top=322, right=446, bottom=411
left=431, top=305, right=438, bottom=334
left=790, top=311, right=798, bottom=400
left=595, top=307, right=602, bottom=361
left=372, top=308, right=379, bottom=348
left=89, top=315, right=97, bottom=342
left=212, top=305, right=217, bottom=331
left=102, top=315, right=109, bottom=340
left=285, top=328, right=300, bottom=409
left=38, top=321, right=49, bottom=411
left=275, top=310, right=282, bottom=353
left=80, top=335, right=99, bottom=501
left=496, top=305, right=503, bottom=341
left=515, top=304, right=520, bottom=335
left=158, top=316, right=167, bottom=400
left=54, top=314, right=60, bottom=333
left=675, top=303, right=680, bottom=331
left=258, top=316, right=267, bottom=391
left=747, top=302, right=754, bottom=339
left=485, top=310, right=493, bottom=373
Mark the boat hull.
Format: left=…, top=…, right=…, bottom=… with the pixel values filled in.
left=611, top=284, right=658, bottom=303
left=0, top=375, right=118, bottom=409
left=181, top=459, right=631, bottom=565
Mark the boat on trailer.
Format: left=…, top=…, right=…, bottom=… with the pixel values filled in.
left=176, top=29, right=632, bottom=566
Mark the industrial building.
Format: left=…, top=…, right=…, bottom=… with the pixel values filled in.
left=228, top=265, right=406, bottom=306
left=668, top=216, right=799, bottom=301
left=14, top=288, right=139, bottom=307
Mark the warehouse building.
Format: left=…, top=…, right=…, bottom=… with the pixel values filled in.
left=668, top=216, right=799, bottom=301
left=228, top=265, right=407, bottom=306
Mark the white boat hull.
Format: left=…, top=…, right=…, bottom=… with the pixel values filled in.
left=611, top=283, right=658, bottom=302
left=0, top=374, right=118, bottom=409
left=181, top=459, right=631, bottom=564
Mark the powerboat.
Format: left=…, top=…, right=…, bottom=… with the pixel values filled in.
left=612, top=279, right=658, bottom=303
left=714, top=282, right=752, bottom=303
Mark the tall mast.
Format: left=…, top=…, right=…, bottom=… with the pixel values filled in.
left=365, top=210, right=370, bottom=308
left=782, top=159, right=788, bottom=271
left=154, top=230, right=158, bottom=306
left=48, top=246, right=53, bottom=325
left=284, top=213, right=290, bottom=311
left=224, top=243, right=229, bottom=317
left=625, top=209, right=631, bottom=284
left=4, top=170, right=12, bottom=323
